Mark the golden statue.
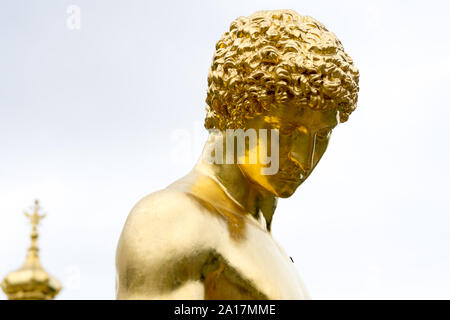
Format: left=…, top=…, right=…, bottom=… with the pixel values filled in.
left=116, top=9, right=359, bottom=299
left=1, top=200, right=62, bottom=300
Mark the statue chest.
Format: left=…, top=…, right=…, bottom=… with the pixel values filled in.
left=208, top=215, right=309, bottom=300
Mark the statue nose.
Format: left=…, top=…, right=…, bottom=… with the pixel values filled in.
left=288, top=151, right=312, bottom=172
left=288, top=134, right=316, bottom=172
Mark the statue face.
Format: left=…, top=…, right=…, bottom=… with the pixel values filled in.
left=238, top=101, right=339, bottom=198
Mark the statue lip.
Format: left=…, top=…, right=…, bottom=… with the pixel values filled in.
left=278, top=175, right=303, bottom=183
left=278, top=169, right=306, bottom=182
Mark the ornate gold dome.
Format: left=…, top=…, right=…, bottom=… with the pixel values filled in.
left=1, top=200, right=61, bottom=300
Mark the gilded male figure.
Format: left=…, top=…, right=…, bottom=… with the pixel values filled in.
left=116, top=9, right=359, bottom=299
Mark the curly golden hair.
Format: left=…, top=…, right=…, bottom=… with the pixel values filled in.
left=204, top=10, right=359, bottom=130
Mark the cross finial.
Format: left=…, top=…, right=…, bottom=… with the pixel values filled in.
left=24, top=199, right=46, bottom=228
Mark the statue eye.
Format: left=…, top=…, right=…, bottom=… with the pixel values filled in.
left=279, top=124, right=296, bottom=135
left=316, top=128, right=332, bottom=140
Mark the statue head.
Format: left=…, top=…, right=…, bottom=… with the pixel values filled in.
left=204, top=10, right=359, bottom=198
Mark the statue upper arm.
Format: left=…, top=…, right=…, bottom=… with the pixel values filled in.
left=115, top=189, right=215, bottom=299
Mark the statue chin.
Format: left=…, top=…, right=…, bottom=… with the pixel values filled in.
left=277, top=188, right=298, bottom=199
left=272, top=181, right=302, bottom=199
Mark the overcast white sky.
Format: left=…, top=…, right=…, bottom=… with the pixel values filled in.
left=1, top=0, right=449, bottom=299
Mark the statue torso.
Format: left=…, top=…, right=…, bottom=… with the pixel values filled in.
left=116, top=184, right=308, bottom=300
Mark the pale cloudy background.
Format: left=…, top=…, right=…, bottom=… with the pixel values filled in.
left=0, top=0, right=449, bottom=299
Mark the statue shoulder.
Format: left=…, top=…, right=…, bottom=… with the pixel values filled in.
left=115, top=188, right=223, bottom=299
left=117, top=188, right=211, bottom=253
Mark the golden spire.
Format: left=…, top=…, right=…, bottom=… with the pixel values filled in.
left=1, top=200, right=62, bottom=300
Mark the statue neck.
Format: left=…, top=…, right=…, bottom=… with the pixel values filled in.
left=191, top=133, right=278, bottom=231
